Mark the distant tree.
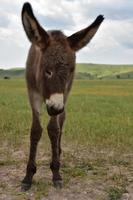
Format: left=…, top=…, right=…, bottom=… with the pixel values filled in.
left=116, top=75, right=120, bottom=79
left=4, top=76, right=10, bottom=79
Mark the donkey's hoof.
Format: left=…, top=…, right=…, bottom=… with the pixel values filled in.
left=53, top=180, right=63, bottom=189
left=21, top=182, right=31, bottom=192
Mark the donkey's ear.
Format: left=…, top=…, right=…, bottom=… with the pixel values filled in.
left=67, top=15, right=104, bottom=51
left=22, top=2, right=49, bottom=49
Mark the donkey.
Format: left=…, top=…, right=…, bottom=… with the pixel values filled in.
left=21, top=2, right=104, bottom=191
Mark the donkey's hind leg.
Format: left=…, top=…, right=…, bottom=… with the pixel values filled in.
left=21, top=90, right=43, bottom=191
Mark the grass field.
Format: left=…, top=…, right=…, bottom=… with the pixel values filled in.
left=0, top=79, right=133, bottom=199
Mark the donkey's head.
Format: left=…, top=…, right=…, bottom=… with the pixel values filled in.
left=22, top=2, right=104, bottom=116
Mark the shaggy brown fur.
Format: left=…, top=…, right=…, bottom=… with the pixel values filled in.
left=21, top=2, right=104, bottom=191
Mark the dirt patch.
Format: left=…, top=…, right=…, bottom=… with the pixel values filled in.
left=0, top=164, right=107, bottom=200
left=0, top=148, right=133, bottom=200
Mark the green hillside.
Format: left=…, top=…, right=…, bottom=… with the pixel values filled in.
left=0, top=68, right=25, bottom=78
left=76, top=63, right=133, bottom=79
left=0, top=63, right=133, bottom=79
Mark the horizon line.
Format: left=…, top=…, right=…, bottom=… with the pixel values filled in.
left=0, top=63, right=133, bottom=70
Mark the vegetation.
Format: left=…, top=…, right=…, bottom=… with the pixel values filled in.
left=0, top=79, right=132, bottom=199
left=108, top=187, right=126, bottom=200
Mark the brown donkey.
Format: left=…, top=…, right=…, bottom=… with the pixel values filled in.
left=21, top=2, right=104, bottom=191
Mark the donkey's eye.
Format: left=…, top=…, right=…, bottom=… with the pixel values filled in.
left=45, top=70, right=53, bottom=78
left=70, top=67, right=74, bottom=73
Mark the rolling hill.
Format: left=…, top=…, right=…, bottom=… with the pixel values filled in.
left=0, top=64, right=133, bottom=79
left=76, top=63, right=133, bottom=79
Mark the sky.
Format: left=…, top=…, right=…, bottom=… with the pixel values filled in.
left=0, top=0, right=133, bottom=69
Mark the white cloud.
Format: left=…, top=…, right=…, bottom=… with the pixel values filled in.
left=0, top=0, right=133, bottom=68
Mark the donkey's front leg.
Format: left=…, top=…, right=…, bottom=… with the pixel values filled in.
left=21, top=112, right=42, bottom=191
left=58, top=111, right=65, bottom=156
left=21, top=91, right=43, bottom=191
left=47, top=116, right=62, bottom=188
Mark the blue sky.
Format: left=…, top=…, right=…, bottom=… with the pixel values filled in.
left=0, top=0, right=133, bottom=68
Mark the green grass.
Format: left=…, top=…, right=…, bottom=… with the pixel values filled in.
left=108, top=187, right=126, bottom=200
left=65, top=80, right=133, bottom=152
left=0, top=79, right=133, bottom=155
left=0, top=79, right=133, bottom=198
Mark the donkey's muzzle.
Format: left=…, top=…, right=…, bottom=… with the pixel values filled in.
left=46, top=105, right=64, bottom=116
left=46, top=93, right=64, bottom=116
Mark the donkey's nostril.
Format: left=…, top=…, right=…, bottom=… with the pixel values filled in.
left=45, top=70, right=53, bottom=78
left=46, top=105, right=64, bottom=116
